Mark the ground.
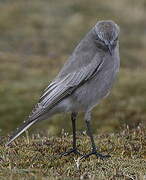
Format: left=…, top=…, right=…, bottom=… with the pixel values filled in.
left=0, top=125, right=146, bottom=180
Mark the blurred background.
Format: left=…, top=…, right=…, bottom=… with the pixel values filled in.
left=0, top=0, right=146, bottom=136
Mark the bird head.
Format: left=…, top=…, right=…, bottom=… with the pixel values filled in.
left=94, top=20, right=120, bottom=55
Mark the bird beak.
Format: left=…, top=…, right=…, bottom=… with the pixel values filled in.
left=107, top=44, right=113, bottom=56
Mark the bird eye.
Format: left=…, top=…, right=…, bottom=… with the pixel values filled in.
left=114, top=37, right=118, bottom=41
left=95, top=36, right=101, bottom=42
left=95, top=35, right=104, bottom=43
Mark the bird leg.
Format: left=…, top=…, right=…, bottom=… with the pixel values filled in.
left=60, top=112, right=82, bottom=156
left=81, top=115, right=111, bottom=160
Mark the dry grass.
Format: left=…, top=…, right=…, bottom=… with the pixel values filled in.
left=0, top=125, right=146, bottom=180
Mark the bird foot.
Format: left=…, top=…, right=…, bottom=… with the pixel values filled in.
left=60, top=148, right=82, bottom=156
left=80, top=150, right=111, bottom=160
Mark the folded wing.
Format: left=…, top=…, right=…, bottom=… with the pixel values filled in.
left=6, top=56, right=104, bottom=146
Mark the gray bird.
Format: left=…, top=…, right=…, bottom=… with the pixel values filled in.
left=6, top=20, right=120, bottom=159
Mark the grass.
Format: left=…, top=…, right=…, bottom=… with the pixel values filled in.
left=0, top=0, right=146, bottom=179
left=0, top=0, right=146, bottom=135
left=0, top=125, right=146, bottom=180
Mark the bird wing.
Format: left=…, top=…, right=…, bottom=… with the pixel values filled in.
left=6, top=56, right=104, bottom=146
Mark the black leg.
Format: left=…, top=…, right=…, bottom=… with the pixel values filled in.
left=60, top=112, right=82, bottom=156
left=86, top=121, right=96, bottom=151
left=72, top=112, right=77, bottom=149
left=81, top=118, right=111, bottom=160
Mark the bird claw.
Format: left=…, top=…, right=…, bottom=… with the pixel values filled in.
left=80, top=150, right=111, bottom=160
left=60, top=148, right=82, bottom=156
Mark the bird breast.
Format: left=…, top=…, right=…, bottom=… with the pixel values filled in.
left=72, top=51, right=120, bottom=111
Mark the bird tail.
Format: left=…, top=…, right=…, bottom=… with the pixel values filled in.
left=5, top=118, right=38, bottom=147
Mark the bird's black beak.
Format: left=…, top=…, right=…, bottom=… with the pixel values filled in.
left=107, top=44, right=113, bottom=56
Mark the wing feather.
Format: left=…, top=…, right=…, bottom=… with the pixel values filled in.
left=31, top=57, right=104, bottom=119
left=6, top=56, right=104, bottom=146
